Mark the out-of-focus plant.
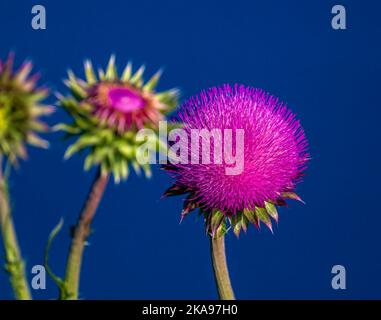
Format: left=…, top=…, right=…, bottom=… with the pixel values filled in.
left=54, top=55, right=179, bottom=299
left=0, top=53, right=53, bottom=300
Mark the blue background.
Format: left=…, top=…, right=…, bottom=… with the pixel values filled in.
left=0, top=0, right=380, bottom=299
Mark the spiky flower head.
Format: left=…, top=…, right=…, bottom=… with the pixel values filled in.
left=57, top=55, right=179, bottom=182
left=0, top=53, right=53, bottom=165
left=163, top=84, right=309, bottom=238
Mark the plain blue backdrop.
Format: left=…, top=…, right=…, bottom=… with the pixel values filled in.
left=0, top=0, right=380, bottom=299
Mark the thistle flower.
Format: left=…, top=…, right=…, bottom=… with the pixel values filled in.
left=56, top=55, right=179, bottom=300
left=57, top=55, right=179, bottom=183
left=164, top=84, right=309, bottom=238
left=0, top=53, right=53, bottom=165
left=163, top=84, right=308, bottom=300
left=0, top=53, right=52, bottom=300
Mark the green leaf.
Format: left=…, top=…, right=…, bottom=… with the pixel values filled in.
left=44, top=219, right=65, bottom=290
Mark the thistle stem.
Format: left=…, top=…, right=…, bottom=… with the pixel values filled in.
left=61, top=168, right=109, bottom=300
left=0, top=157, right=31, bottom=300
left=209, top=235, right=235, bottom=300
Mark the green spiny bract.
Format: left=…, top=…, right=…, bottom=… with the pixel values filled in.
left=165, top=183, right=304, bottom=239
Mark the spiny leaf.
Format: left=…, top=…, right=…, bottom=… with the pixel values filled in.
left=116, top=143, right=133, bottom=158
left=53, top=123, right=81, bottom=134
left=14, top=61, right=32, bottom=83
left=84, top=60, right=97, bottom=84
left=130, top=65, right=145, bottom=85
left=214, top=220, right=229, bottom=239
left=240, top=213, right=249, bottom=233
left=64, top=135, right=102, bottom=159
left=121, top=61, right=132, bottom=81
left=163, top=183, right=188, bottom=198
left=130, top=160, right=141, bottom=176
left=142, top=164, right=152, bottom=178
left=281, top=192, right=305, bottom=204
left=243, top=208, right=259, bottom=228
left=143, top=69, right=162, bottom=91
left=265, top=201, right=278, bottom=223
left=30, top=105, right=55, bottom=117
left=30, top=120, right=49, bottom=132
left=119, top=159, right=129, bottom=180
left=26, top=133, right=49, bottom=149
left=98, top=68, right=105, bottom=81
left=210, top=210, right=225, bottom=238
left=181, top=195, right=198, bottom=222
left=84, top=154, right=95, bottom=171
left=255, top=207, right=273, bottom=232
left=66, top=71, right=87, bottom=98
left=156, top=89, right=179, bottom=111
left=230, top=213, right=242, bottom=237
left=105, top=55, right=117, bottom=80
left=112, top=163, right=121, bottom=184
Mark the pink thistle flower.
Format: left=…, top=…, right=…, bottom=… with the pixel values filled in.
left=164, top=84, right=309, bottom=237
left=57, top=55, right=179, bottom=182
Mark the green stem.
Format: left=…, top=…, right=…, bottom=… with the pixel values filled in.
left=61, top=168, right=109, bottom=300
left=0, top=157, right=31, bottom=300
left=210, top=235, right=235, bottom=300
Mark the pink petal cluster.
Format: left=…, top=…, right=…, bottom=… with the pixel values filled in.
left=166, top=84, right=309, bottom=215
left=87, top=83, right=163, bottom=132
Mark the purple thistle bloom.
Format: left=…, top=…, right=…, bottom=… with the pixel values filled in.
left=164, top=84, right=309, bottom=236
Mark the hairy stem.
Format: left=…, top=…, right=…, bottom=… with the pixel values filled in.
left=210, top=235, right=235, bottom=300
left=61, top=168, right=109, bottom=300
left=0, top=157, right=31, bottom=300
